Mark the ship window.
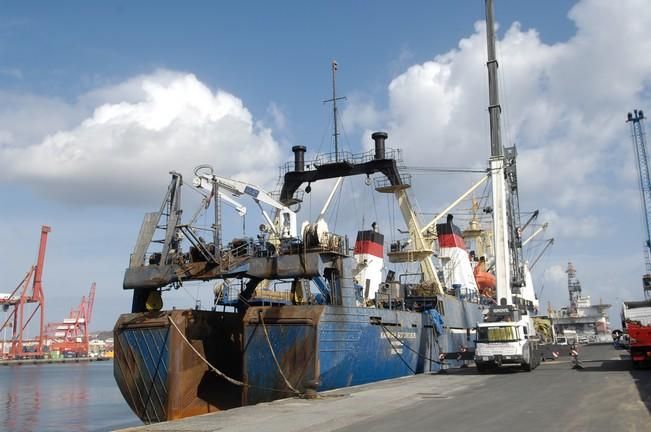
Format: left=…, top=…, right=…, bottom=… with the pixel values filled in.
left=477, top=326, right=519, bottom=342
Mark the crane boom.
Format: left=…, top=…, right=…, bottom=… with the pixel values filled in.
left=627, top=109, right=651, bottom=297
left=193, top=174, right=296, bottom=239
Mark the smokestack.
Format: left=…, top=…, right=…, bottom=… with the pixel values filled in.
left=292, top=145, right=306, bottom=172
left=372, top=132, right=387, bottom=160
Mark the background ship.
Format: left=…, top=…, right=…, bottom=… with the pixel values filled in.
left=548, top=262, right=611, bottom=343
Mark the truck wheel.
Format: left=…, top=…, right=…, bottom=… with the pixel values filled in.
left=476, top=363, right=490, bottom=374
left=522, top=347, right=533, bottom=372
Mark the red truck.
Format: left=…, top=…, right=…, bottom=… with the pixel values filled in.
left=622, top=300, right=651, bottom=367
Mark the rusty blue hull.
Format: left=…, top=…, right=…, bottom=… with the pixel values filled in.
left=114, top=296, right=482, bottom=423
left=114, top=310, right=244, bottom=423
left=242, top=298, right=482, bottom=404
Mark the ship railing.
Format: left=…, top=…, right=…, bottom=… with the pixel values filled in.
left=278, top=147, right=404, bottom=177
left=219, top=240, right=257, bottom=271
left=270, top=189, right=304, bottom=206
left=373, top=172, right=412, bottom=191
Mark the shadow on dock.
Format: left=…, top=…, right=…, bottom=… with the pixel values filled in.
left=575, top=352, right=651, bottom=415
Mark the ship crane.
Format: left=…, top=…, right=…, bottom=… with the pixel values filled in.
left=627, top=109, right=651, bottom=299
left=193, top=174, right=297, bottom=240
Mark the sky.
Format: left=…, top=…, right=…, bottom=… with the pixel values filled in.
left=1, top=0, right=650, bottom=331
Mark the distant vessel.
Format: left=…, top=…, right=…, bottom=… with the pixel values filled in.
left=549, top=262, right=611, bottom=343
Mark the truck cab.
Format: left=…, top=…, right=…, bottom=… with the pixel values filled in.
left=474, top=305, right=540, bottom=372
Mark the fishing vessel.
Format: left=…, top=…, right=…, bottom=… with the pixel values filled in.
left=113, top=127, right=491, bottom=422
left=112, top=0, right=553, bottom=423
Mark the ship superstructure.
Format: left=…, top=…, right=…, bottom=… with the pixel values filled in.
left=550, top=262, right=611, bottom=343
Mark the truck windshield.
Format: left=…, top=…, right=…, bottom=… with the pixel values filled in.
left=477, top=326, right=519, bottom=343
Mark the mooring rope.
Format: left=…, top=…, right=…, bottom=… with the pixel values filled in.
left=380, top=325, right=416, bottom=374
left=258, top=310, right=302, bottom=395
left=167, top=315, right=300, bottom=395
left=167, top=315, right=245, bottom=386
left=381, top=324, right=443, bottom=366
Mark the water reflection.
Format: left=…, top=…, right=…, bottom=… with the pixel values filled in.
left=4, top=363, right=42, bottom=431
left=0, top=362, right=140, bottom=432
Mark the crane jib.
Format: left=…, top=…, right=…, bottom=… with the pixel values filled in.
left=244, top=185, right=260, bottom=198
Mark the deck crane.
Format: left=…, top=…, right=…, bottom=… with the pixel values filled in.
left=627, top=109, right=651, bottom=299
left=193, top=173, right=297, bottom=241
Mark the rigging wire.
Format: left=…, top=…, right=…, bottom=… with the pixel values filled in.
left=494, top=24, right=515, bottom=154
left=371, top=179, right=379, bottom=227
left=315, top=102, right=333, bottom=157
left=331, top=177, right=345, bottom=233
left=406, top=166, right=488, bottom=174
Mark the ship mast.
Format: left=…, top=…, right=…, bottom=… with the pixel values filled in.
left=324, top=60, right=346, bottom=161
left=485, top=0, right=511, bottom=306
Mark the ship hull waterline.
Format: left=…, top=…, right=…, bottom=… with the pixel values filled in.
left=114, top=298, right=483, bottom=423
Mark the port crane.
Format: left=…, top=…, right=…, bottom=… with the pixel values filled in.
left=627, top=109, right=651, bottom=299
left=47, top=282, right=96, bottom=357
left=0, top=225, right=50, bottom=359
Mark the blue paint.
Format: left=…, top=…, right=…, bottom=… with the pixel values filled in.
left=242, top=298, right=483, bottom=404
left=114, top=326, right=170, bottom=422
left=114, top=294, right=484, bottom=421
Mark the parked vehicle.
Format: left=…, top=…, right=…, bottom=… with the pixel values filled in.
left=622, top=300, right=651, bottom=367
left=475, top=305, right=541, bottom=372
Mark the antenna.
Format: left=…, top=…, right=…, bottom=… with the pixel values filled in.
left=324, top=60, right=346, bottom=161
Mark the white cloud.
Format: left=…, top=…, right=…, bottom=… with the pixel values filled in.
left=266, top=102, right=287, bottom=132
left=0, top=70, right=283, bottom=206
left=343, top=0, right=651, bottom=234
left=339, top=0, right=651, bottom=319
left=542, top=209, right=603, bottom=240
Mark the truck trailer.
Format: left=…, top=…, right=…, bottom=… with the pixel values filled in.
left=622, top=300, right=651, bottom=368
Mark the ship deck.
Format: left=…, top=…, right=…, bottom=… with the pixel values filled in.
left=117, top=344, right=650, bottom=432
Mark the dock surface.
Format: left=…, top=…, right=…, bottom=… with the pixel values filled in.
left=117, top=345, right=650, bottom=432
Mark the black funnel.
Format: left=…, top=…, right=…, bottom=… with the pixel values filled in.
left=372, top=132, right=388, bottom=160
left=292, top=145, right=306, bottom=172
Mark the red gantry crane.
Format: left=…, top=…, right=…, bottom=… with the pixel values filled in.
left=0, top=225, right=50, bottom=359
left=47, top=282, right=96, bottom=357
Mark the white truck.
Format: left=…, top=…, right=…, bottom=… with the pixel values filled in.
left=474, top=305, right=541, bottom=372
left=562, top=329, right=578, bottom=346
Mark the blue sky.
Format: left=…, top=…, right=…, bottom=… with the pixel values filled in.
left=1, top=0, right=650, bottom=331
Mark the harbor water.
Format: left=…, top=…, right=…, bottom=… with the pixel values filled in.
left=0, top=361, right=141, bottom=432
